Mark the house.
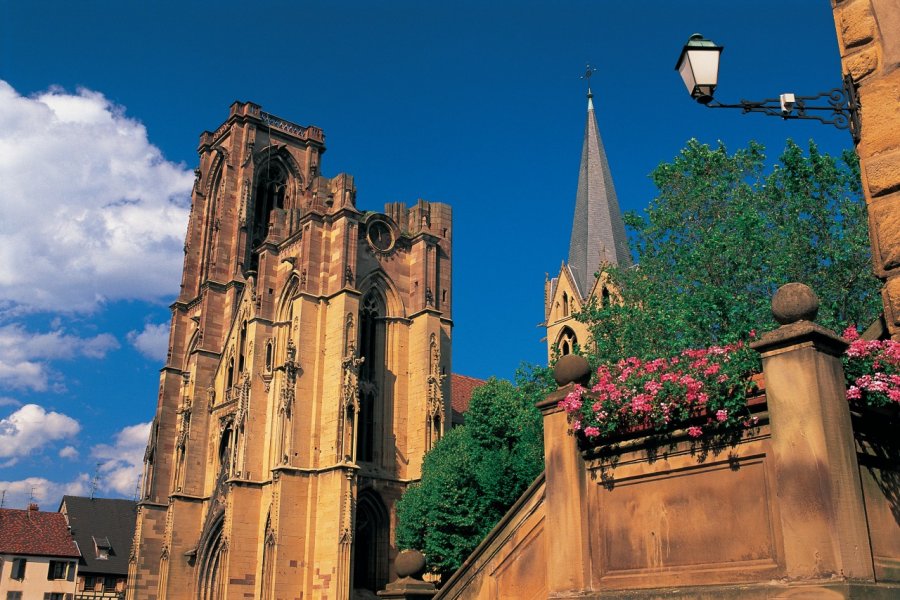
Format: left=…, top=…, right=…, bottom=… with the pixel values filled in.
left=0, top=503, right=79, bottom=600
left=59, top=496, right=136, bottom=599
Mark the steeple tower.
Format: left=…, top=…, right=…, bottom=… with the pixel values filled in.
left=566, top=83, right=630, bottom=297
left=544, top=75, right=629, bottom=361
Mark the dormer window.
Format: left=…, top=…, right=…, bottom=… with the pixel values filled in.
left=93, top=536, right=112, bottom=560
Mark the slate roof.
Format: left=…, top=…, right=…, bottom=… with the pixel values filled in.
left=60, top=496, right=136, bottom=575
left=566, top=91, right=631, bottom=297
left=451, top=373, right=486, bottom=425
left=0, top=507, right=80, bottom=558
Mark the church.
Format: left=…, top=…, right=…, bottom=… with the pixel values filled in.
left=544, top=85, right=630, bottom=360
left=127, top=101, right=453, bottom=599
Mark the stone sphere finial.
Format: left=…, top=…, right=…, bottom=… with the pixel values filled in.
left=554, top=354, right=591, bottom=387
left=771, top=283, right=819, bottom=325
left=394, top=549, right=427, bottom=579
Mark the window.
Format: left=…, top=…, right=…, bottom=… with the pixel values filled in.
left=93, top=535, right=112, bottom=560
left=47, top=560, right=75, bottom=581
left=10, top=557, right=25, bottom=580
left=42, top=594, right=72, bottom=600
left=7, top=592, right=22, bottom=600
left=81, top=575, right=94, bottom=591
left=104, top=576, right=118, bottom=592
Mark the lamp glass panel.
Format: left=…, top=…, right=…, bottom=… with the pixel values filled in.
left=687, top=49, right=719, bottom=87
left=678, top=58, right=697, bottom=94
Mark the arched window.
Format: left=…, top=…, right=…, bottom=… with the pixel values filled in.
left=562, top=292, right=569, bottom=317
left=251, top=162, right=287, bottom=249
left=218, top=426, right=233, bottom=476
left=237, top=321, right=247, bottom=375
left=357, top=290, right=383, bottom=463
left=601, top=286, right=611, bottom=308
left=557, top=327, right=578, bottom=357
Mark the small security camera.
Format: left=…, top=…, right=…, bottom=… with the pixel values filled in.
left=780, top=93, right=796, bottom=115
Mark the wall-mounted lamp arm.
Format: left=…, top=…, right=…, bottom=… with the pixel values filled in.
left=703, top=75, right=860, bottom=143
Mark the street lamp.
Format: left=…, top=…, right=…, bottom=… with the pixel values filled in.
left=675, top=33, right=861, bottom=143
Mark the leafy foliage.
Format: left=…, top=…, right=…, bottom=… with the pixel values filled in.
left=579, top=139, right=880, bottom=366
left=395, top=365, right=552, bottom=578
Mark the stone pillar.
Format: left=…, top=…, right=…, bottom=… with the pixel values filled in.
left=751, top=284, right=875, bottom=582
left=377, top=550, right=435, bottom=600
left=832, top=0, right=900, bottom=339
left=535, top=355, right=592, bottom=597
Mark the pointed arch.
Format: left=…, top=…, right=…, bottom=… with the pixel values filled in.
left=276, top=273, right=301, bottom=324
left=259, top=509, right=276, bottom=600
left=356, top=270, right=405, bottom=319
left=556, top=326, right=578, bottom=357
left=196, top=512, right=227, bottom=600
left=352, top=490, right=390, bottom=595
left=356, top=288, right=384, bottom=463
left=184, top=328, right=200, bottom=370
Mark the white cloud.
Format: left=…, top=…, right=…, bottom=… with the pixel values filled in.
left=0, top=324, right=119, bottom=391
left=127, top=322, right=170, bottom=362
left=92, top=421, right=151, bottom=496
left=0, top=81, right=193, bottom=314
left=0, top=475, right=89, bottom=511
left=0, top=404, right=80, bottom=459
left=59, top=446, right=79, bottom=459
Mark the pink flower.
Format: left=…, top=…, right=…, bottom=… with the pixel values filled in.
left=703, top=363, right=721, bottom=377
left=687, top=426, right=703, bottom=438
left=842, top=325, right=860, bottom=341
left=846, top=386, right=862, bottom=400
left=560, top=385, right=584, bottom=413
left=715, top=409, right=728, bottom=422
left=584, top=426, right=600, bottom=437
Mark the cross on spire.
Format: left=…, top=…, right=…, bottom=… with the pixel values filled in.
left=581, top=64, right=597, bottom=99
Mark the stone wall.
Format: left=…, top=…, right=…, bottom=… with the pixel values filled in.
left=437, top=295, right=900, bottom=599
left=832, top=0, right=900, bottom=338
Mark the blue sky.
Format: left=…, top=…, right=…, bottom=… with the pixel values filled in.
left=0, top=1, right=853, bottom=507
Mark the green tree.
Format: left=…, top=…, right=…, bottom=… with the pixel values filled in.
left=580, top=139, right=880, bottom=365
left=395, top=365, right=552, bottom=578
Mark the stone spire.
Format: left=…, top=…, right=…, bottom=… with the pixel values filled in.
left=566, top=87, right=630, bottom=297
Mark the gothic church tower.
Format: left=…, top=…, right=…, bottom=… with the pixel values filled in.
left=128, top=102, right=452, bottom=600
left=544, top=87, right=629, bottom=360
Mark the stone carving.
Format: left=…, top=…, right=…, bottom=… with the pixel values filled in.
left=176, top=397, right=192, bottom=451
left=277, top=340, right=300, bottom=465
left=235, top=373, right=251, bottom=427
left=339, top=344, right=365, bottom=462
left=341, top=343, right=365, bottom=411
left=280, top=340, right=299, bottom=417
left=426, top=334, right=446, bottom=418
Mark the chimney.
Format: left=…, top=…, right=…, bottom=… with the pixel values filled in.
left=27, top=503, right=39, bottom=512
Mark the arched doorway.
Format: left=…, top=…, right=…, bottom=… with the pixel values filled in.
left=197, top=515, right=227, bottom=600
left=352, top=490, right=390, bottom=595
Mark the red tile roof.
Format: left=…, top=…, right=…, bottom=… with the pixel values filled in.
left=0, top=507, right=80, bottom=558
left=451, top=373, right=486, bottom=424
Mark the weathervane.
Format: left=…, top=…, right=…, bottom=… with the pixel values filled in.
left=581, top=64, right=597, bottom=97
